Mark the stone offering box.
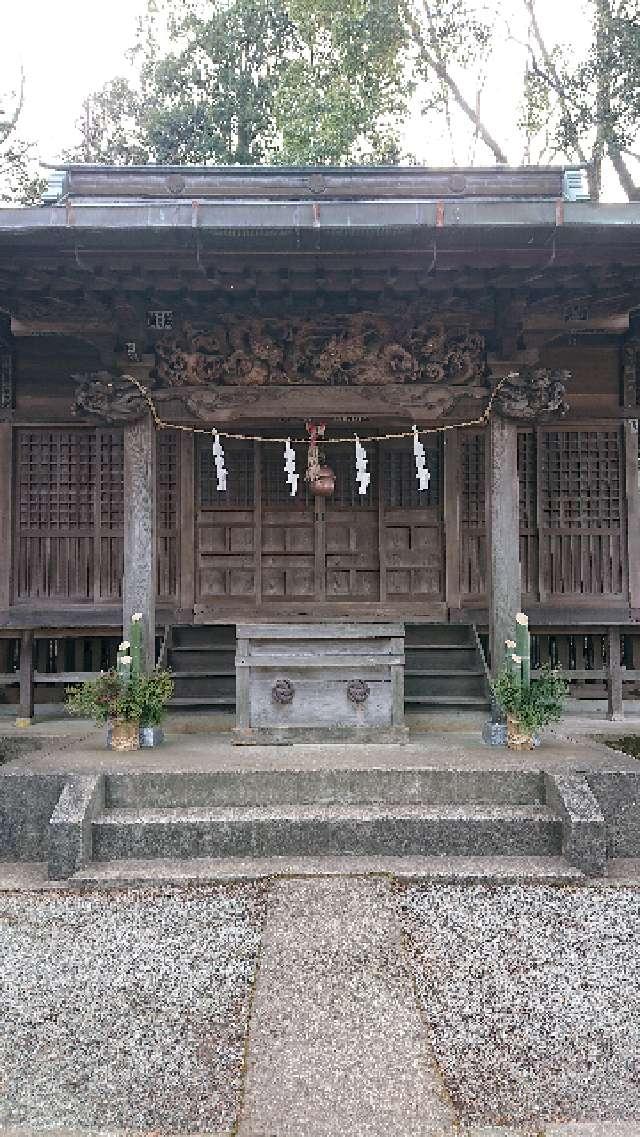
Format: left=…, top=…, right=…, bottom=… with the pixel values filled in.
left=234, top=623, right=407, bottom=744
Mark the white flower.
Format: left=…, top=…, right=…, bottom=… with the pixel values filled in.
left=512, top=654, right=521, bottom=663
left=505, top=639, right=516, bottom=650
left=515, top=612, right=529, bottom=625
left=120, top=655, right=132, bottom=664
left=132, top=612, right=143, bottom=622
left=119, top=641, right=130, bottom=651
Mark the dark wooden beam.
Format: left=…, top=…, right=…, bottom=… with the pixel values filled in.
left=625, top=421, right=640, bottom=610
left=0, top=424, right=12, bottom=611
left=17, top=630, right=34, bottom=725
left=444, top=430, right=461, bottom=613
left=607, top=626, right=624, bottom=720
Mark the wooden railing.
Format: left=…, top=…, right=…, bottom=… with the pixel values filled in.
left=531, top=628, right=640, bottom=719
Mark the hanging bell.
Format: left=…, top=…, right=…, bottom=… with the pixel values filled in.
left=308, top=464, right=336, bottom=497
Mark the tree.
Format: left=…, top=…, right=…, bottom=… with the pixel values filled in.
left=70, top=0, right=412, bottom=167
left=408, top=0, right=640, bottom=199
left=523, top=0, right=640, bottom=199
left=0, top=70, right=44, bottom=205
left=273, top=0, right=410, bottom=164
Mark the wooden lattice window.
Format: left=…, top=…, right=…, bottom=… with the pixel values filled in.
left=383, top=443, right=439, bottom=509
left=16, top=428, right=124, bottom=602
left=327, top=443, right=378, bottom=508
left=460, top=432, right=485, bottom=525
left=199, top=441, right=254, bottom=508
left=99, top=432, right=124, bottom=529
left=157, top=432, right=178, bottom=532
left=18, top=431, right=96, bottom=530
left=517, top=431, right=536, bottom=529
left=157, top=431, right=179, bottom=601
left=538, top=429, right=624, bottom=598
left=262, top=443, right=309, bottom=506
left=541, top=430, right=622, bottom=531
left=518, top=430, right=538, bottom=599
left=459, top=430, right=486, bottom=600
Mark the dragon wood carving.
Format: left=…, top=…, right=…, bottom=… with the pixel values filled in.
left=152, top=315, right=487, bottom=389
left=71, top=312, right=493, bottom=422
left=494, top=367, right=570, bottom=421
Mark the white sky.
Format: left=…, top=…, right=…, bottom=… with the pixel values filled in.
left=0, top=0, right=626, bottom=196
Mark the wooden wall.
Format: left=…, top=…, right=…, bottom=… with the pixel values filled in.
left=4, top=327, right=636, bottom=622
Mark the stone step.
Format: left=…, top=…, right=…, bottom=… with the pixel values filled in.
left=104, top=767, right=546, bottom=809
left=91, top=803, right=561, bottom=861
left=72, top=853, right=584, bottom=886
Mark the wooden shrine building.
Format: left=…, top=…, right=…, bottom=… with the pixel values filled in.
left=1, top=162, right=640, bottom=720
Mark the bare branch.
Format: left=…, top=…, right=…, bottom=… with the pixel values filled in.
left=419, top=44, right=509, bottom=163
left=608, top=143, right=640, bottom=200
left=0, top=67, right=26, bottom=141
left=522, top=0, right=588, bottom=163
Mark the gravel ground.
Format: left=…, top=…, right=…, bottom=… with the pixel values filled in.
left=400, top=882, right=640, bottom=1128
left=0, top=882, right=266, bottom=1132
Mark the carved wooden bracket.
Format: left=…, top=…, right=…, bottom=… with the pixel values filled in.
left=71, top=371, right=149, bottom=424
left=493, top=367, right=570, bottom=422
left=623, top=339, right=640, bottom=408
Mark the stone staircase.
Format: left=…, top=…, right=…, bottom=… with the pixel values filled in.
left=46, top=765, right=609, bottom=880
left=165, top=622, right=491, bottom=716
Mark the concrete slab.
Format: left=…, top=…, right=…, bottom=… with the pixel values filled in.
left=462, top=1127, right=640, bottom=1137
left=1, top=723, right=637, bottom=775
left=236, top=876, right=457, bottom=1137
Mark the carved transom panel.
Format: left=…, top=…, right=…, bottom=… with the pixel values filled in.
left=152, top=314, right=487, bottom=389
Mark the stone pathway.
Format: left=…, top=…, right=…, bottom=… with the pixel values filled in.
left=236, top=876, right=456, bottom=1137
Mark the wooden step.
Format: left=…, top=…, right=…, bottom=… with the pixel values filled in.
left=169, top=645, right=235, bottom=654
left=168, top=664, right=235, bottom=673
left=404, top=668, right=485, bottom=677
left=405, top=695, right=489, bottom=707
left=406, top=642, right=475, bottom=650
left=168, top=697, right=235, bottom=707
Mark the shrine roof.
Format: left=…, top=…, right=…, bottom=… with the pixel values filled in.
left=1, top=164, right=640, bottom=276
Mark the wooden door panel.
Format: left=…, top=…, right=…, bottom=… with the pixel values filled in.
left=324, top=508, right=379, bottom=600
left=195, top=440, right=257, bottom=603
left=381, top=442, right=444, bottom=602
left=263, top=564, right=315, bottom=598
left=261, top=474, right=315, bottom=599
left=326, top=569, right=379, bottom=598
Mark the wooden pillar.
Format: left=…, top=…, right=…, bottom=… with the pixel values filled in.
left=17, top=630, right=34, bottom=726
left=607, top=626, right=624, bottom=721
left=0, top=422, right=12, bottom=611
left=123, top=415, right=157, bottom=669
left=443, top=430, right=461, bottom=613
left=489, top=415, right=521, bottom=676
left=624, top=420, right=640, bottom=611
left=179, top=432, right=195, bottom=616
